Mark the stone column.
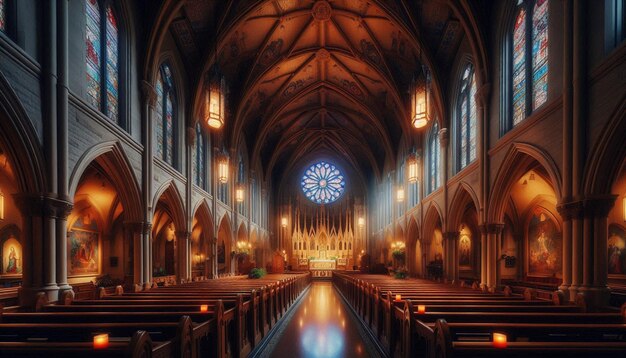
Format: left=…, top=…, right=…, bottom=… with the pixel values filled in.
left=124, top=222, right=147, bottom=285
left=15, top=194, right=44, bottom=306
left=557, top=201, right=582, bottom=301
left=444, top=231, right=459, bottom=282
left=569, top=201, right=584, bottom=300
left=176, top=231, right=191, bottom=282
left=141, top=81, right=156, bottom=287
left=479, top=225, right=488, bottom=289
left=143, top=223, right=153, bottom=288
left=579, top=196, right=616, bottom=308
left=483, top=224, right=503, bottom=292
left=211, top=236, right=218, bottom=279
left=55, top=200, right=73, bottom=296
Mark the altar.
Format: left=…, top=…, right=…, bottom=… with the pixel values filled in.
left=308, top=259, right=337, bottom=278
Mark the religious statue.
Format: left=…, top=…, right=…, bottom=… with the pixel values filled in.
left=6, top=246, right=18, bottom=273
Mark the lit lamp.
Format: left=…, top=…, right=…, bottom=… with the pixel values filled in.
left=281, top=217, right=288, bottom=228
left=204, top=65, right=226, bottom=129
left=235, top=186, right=245, bottom=202
left=217, top=153, right=229, bottom=183
left=358, top=217, right=365, bottom=227
left=93, top=334, right=109, bottom=349
left=396, top=188, right=405, bottom=202
left=0, top=189, right=4, bottom=220
left=395, top=294, right=401, bottom=301
left=411, top=74, right=430, bottom=129
left=200, top=304, right=209, bottom=313
left=492, top=333, right=507, bottom=348
left=623, top=197, right=626, bottom=222
left=407, top=153, right=418, bottom=183
left=417, top=305, right=426, bottom=314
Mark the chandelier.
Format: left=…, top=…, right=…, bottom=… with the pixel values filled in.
left=204, top=64, right=226, bottom=129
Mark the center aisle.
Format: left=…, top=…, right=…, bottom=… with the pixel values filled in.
left=258, top=281, right=381, bottom=358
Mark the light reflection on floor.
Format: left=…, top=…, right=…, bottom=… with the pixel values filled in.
left=267, top=281, right=370, bottom=357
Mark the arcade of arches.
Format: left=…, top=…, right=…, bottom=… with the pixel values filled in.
left=0, top=0, right=625, bottom=349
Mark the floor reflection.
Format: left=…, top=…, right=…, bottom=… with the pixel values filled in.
left=267, top=281, right=371, bottom=358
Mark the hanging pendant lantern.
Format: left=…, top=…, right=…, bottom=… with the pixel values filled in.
left=407, top=153, right=418, bottom=183
left=217, top=151, right=229, bottom=183
left=235, top=186, right=245, bottom=202
left=411, top=65, right=431, bottom=129
left=204, top=64, right=226, bottom=129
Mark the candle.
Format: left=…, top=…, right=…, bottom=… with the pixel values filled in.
left=395, top=294, right=401, bottom=301
left=93, top=334, right=109, bottom=349
left=200, top=304, right=208, bottom=313
left=417, top=305, right=426, bottom=314
left=492, top=333, right=507, bottom=348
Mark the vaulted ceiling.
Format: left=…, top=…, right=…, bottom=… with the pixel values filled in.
left=158, top=0, right=466, bottom=193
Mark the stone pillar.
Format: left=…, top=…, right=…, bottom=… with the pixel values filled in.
left=479, top=225, right=488, bottom=289
left=482, top=224, right=503, bottom=292
left=444, top=231, right=459, bottom=282
left=55, top=200, right=73, bottom=295
left=569, top=202, right=584, bottom=300
left=578, top=196, right=616, bottom=308
left=557, top=201, right=581, bottom=300
left=141, top=81, right=156, bottom=286
left=176, top=231, right=191, bottom=282
left=143, top=223, right=152, bottom=287
left=123, top=222, right=148, bottom=285
left=211, top=236, right=218, bottom=279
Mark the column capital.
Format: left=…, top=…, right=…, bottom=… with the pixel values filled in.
left=474, top=82, right=492, bottom=107
left=479, top=223, right=504, bottom=235
left=583, top=195, right=617, bottom=218
left=187, top=126, right=196, bottom=146
left=141, top=80, right=158, bottom=108
left=557, top=199, right=584, bottom=220
left=124, top=221, right=152, bottom=235
left=438, top=127, right=449, bottom=146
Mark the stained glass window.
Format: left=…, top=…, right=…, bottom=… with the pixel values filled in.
left=105, top=5, right=119, bottom=122
left=194, top=123, right=206, bottom=189
left=155, top=64, right=176, bottom=167
left=85, top=0, right=120, bottom=123
left=458, top=64, right=477, bottom=170
left=509, top=1, right=549, bottom=128
left=512, top=8, right=526, bottom=126
left=85, top=0, right=102, bottom=109
left=532, top=0, right=548, bottom=110
left=0, top=0, right=7, bottom=32
left=301, top=161, right=346, bottom=204
left=428, top=122, right=440, bottom=194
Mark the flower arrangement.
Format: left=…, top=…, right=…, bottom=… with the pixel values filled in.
left=248, top=268, right=267, bottom=279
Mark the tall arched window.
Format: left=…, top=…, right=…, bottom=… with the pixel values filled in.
left=155, top=64, right=176, bottom=167
left=457, top=64, right=477, bottom=170
left=193, top=123, right=206, bottom=190
left=509, top=0, right=549, bottom=128
left=0, top=0, right=6, bottom=32
left=85, top=0, right=120, bottom=122
left=428, top=122, right=441, bottom=194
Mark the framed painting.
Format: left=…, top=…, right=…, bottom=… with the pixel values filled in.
left=2, top=236, right=22, bottom=275
left=608, top=224, right=626, bottom=277
left=526, top=207, right=562, bottom=278
left=68, top=227, right=100, bottom=277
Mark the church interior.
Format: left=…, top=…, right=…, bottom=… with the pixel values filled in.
left=0, top=0, right=625, bottom=357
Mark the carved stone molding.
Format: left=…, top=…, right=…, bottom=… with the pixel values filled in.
left=141, top=80, right=158, bottom=108
left=312, top=1, right=332, bottom=21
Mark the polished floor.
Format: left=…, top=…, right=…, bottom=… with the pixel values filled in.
left=262, top=281, right=378, bottom=358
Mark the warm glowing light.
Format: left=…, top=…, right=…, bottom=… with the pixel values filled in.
left=407, top=154, right=418, bottom=183
left=217, top=155, right=229, bottom=183
left=235, top=187, right=245, bottom=202
left=200, top=304, right=208, bottom=313
left=395, top=294, right=401, bottom=301
left=204, top=67, right=226, bottom=129
left=281, top=217, right=288, bottom=228
left=396, top=188, right=405, bottom=202
left=623, top=197, right=626, bottom=222
left=492, top=333, right=507, bottom=348
left=358, top=217, right=365, bottom=227
left=93, top=334, right=109, bottom=349
left=0, top=190, right=5, bottom=220
left=411, top=78, right=430, bottom=128
left=417, top=305, right=426, bottom=314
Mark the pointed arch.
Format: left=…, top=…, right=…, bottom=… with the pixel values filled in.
left=423, top=202, right=444, bottom=245
left=192, top=199, right=214, bottom=236
left=0, top=72, right=46, bottom=194
left=152, top=181, right=186, bottom=231
left=69, top=141, right=142, bottom=222
left=447, top=182, right=481, bottom=232
left=488, top=142, right=561, bottom=223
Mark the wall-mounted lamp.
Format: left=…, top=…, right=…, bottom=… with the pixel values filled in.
left=407, top=154, right=418, bottom=183
left=235, top=186, right=245, bottom=202
left=396, top=188, right=405, bottom=202
left=217, top=153, right=229, bottom=183
left=281, top=217, right=288, bottom=228
left=0, top=189, right=4, bottom=220
left=358, top=217, right=365, bottom=227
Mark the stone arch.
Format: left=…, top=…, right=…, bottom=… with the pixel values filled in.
left=423, top=203, right=444, bottom=266
left=69, top=141, right=143, bottom=222
left=488, top=143, right=562, bottom=223
left=191, top=200, right=214, bottom=278
left=152, top=182, right=186, bottom=231
left=447, top=182, right=480, bottom=232
left=217, top=215, right=233, bottom=274
left=406, top=217, right=422, bottom=277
